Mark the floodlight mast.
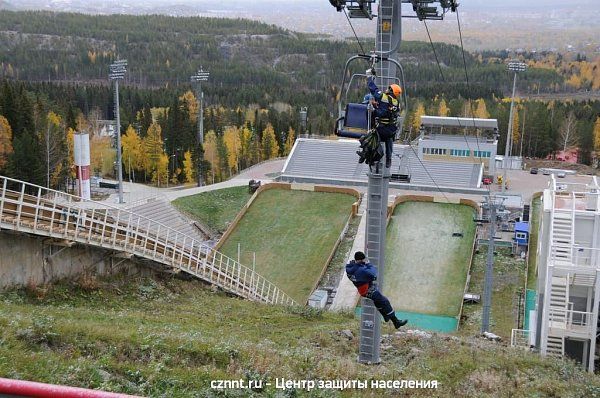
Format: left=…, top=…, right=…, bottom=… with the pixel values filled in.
left=109, top=59, right=127, bottom=204
left=329, top=0, right=458, bottom=365
left=191, top=68, right=210, bottom=187
left=502, top=61, right=527, bottom=193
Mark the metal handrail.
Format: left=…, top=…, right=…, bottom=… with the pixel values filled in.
left=0, top=175, right=296, bottom=306
left=511, top=329, right=530, bottom=348
left=550, top=244, right=600, bottom=268
left=548, top=308, right=594, bottom=332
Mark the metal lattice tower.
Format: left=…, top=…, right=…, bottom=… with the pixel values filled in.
left=375, top=0, right=401, bottom=89
left=330, top=0, right=458, bottom=365
left=359, top=165, right=390, bottom=363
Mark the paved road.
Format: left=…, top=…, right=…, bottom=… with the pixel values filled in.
left=94, top=159, right=287, bottom=206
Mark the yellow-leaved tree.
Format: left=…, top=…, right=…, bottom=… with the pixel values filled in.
left=179, top=90, right=198, bottom=123
left=474, top=99, right=490, bottom=119
left=121, top=125, right=144, bottom=181
left=183, top=150, right=195, bottom=184
left=66, top=127, right=75, bottom=180
left=143, top=123, right=168, bottom=186
left=203, top=130, right=219, bottom=183
left=45, top=111, right=67, bottom=188
left=0, top=115, right=13, bottom=170
left=438, top=99, right=450, bottom=117
left=223, top=126, right=241, bottom=174
left=238, top=125, right=252, bottom=170
left=594, top=117, right=600, bottom=155
left=411, top=102, right=426, bottom=134
left=261, top=123, right=279, bottom=160
left=284, top=127, right=296, bottom=155
left=511, top=109, right=521, bottom=149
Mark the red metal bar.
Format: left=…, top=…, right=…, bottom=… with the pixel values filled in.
left=0, top=377, right=143, bottom=398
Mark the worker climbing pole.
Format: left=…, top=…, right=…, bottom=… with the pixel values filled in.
left=330, top=0, right=459, bottom=364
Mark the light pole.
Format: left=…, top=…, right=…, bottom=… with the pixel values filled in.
left=191, top=68, right=210, bottom=187
left=109, top=59, right=127, bottom=203
left=299, top=107, right=308, bottom=136
left=502, top=61, right=527, bottom=193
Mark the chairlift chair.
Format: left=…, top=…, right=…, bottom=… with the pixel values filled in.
left=334, top=54, right=408, bottom=141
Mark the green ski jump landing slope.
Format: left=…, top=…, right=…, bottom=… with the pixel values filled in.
left=219, top=188, right=357, bottom=303
left=384, top=201, right=476, bottom=331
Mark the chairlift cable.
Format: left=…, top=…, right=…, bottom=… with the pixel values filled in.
left=407, top=143, right=451, bottom=203
left=455, top=8, right=493, bottom=196
left=423, top=20, right=445, bottom=82
left=422, top=16, right=492, bottom=196
left=343, top=8, right=366, bottom=55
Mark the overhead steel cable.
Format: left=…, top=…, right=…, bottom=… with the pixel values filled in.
left=407, top=144, right=451, bottom=203
left=343, top=8, right=366, bottom=55
left=422, top=16, right=492, bottom=195
left=455, top=8, right=492, bottom=195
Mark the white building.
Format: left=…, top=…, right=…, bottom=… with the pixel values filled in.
left=513, top=176, right=600, bottom=372
left=418, top=116, right=499, bottom=175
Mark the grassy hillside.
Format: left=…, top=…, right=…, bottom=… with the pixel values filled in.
left=219, top=189, right=356, bottom=303
left=1, top=275, right=599, bottom=397
left=460, top=248, right=527, bottom=339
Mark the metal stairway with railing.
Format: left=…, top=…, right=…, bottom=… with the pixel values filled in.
left=0, top=175, right=295, bottom=306
left=542, top=206, right=574, bottom=358
left=545, top=275, right=569, bottom=357
left=550, top=210, right=575, bottom=267
left=543, top=198, right=576, bottom=356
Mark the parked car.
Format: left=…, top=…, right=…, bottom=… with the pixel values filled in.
left=557, top=172, right=566, bottom=178
left=542, top=169, right=551, bottom=175
left=556, top=183, right=567, bottom=191
left=530, top=167, right=539, bottom=174
left=482, top=177, right=492, bottom=185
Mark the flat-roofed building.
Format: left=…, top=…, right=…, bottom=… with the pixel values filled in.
left=418, top=116, right=499, bottom=175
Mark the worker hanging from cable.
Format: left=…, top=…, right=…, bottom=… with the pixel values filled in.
left=346, top=251, right=408, bottom=329
left=357, top=68, right=402, bottom=168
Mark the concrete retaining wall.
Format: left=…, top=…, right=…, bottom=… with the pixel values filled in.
left=0, top=231, right=143, bottom=290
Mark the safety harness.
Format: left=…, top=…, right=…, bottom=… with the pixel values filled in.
left=377, top=93, right=400, bottom=126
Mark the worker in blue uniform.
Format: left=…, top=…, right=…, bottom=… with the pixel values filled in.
left=366, top=72, right=402, bottom=168
left=346, top=251, right=408, bottom=329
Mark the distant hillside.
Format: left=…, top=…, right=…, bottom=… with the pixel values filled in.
left=0, top=1, right=14, bottom=10
left=0, top=10, right=563, bottom=107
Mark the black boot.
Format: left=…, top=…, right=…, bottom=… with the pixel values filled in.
left=357, top=150, right=366, bottom=164
left=385, top=156, right=391, bottom=168
left=391, top=315, right=408, bottom=329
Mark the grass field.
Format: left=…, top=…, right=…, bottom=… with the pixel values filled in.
left=172, top=186, right=252, bottom=233
left=460, top=248, right=527, bottom=339
left=384, top=202, right=476, bottom=317
left=1, top=275, right=598, bottom=397
left=219, top=189, right=357, bottom=303
left=527, top=197, right=542, bottom=290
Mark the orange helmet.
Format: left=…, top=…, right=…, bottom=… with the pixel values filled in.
left=388, top=84, right=402, bottom=97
